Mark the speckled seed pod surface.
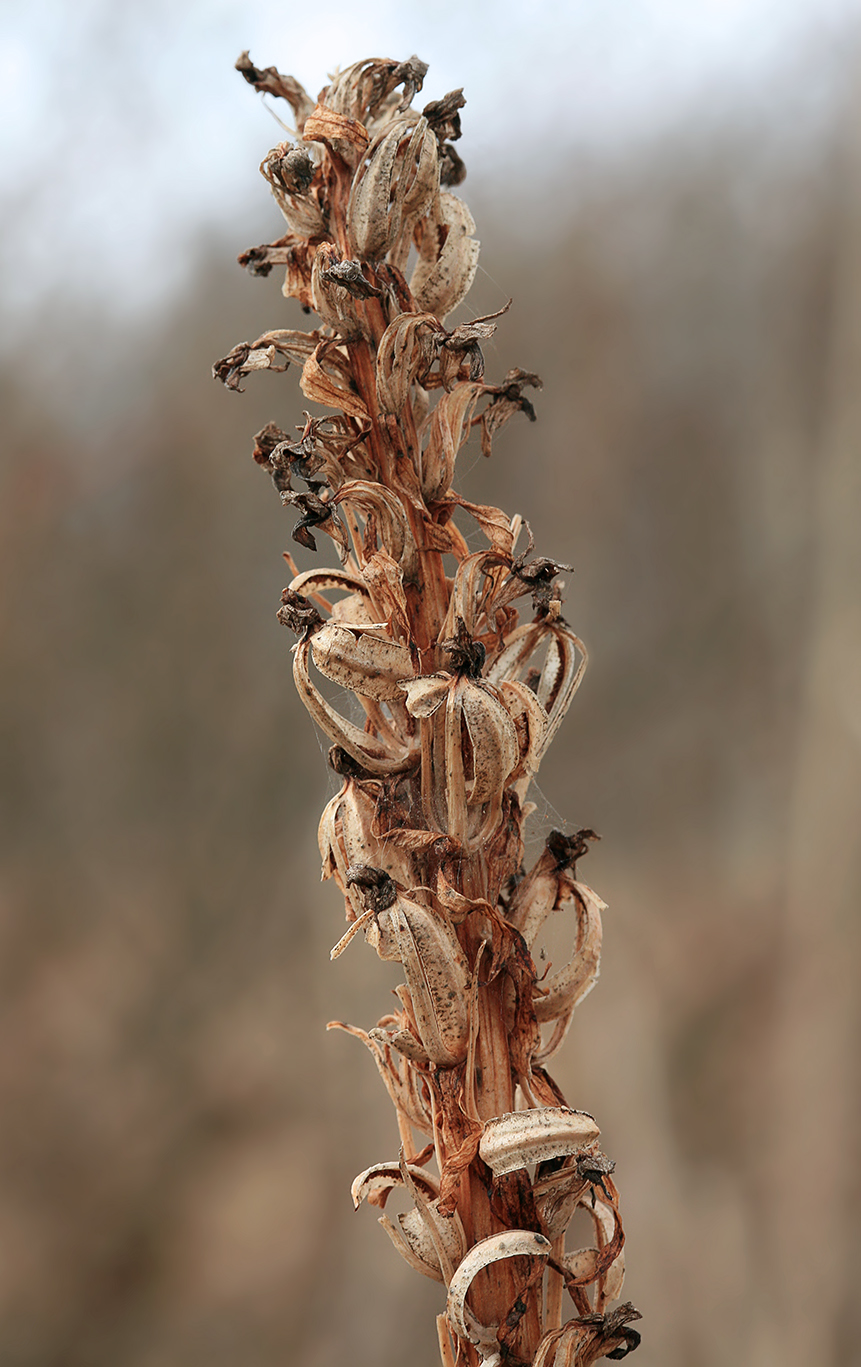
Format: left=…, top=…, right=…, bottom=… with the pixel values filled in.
left=216, top=51, right=641, bottom=1367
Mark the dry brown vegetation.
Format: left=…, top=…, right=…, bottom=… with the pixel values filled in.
left=1, top=58, right=859, bottom=1367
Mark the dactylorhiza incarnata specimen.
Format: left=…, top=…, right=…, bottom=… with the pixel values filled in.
left=215, top=52, right=642, bottom=1367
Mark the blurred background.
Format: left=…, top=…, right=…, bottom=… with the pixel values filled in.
left=2, top=2, right=860, bottom=1364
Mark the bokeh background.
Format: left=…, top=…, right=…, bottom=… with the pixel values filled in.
left=2, top=3, right=861, bottom=1364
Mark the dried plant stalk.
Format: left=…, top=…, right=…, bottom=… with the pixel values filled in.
left=218, top=51, right=641, bottom=1366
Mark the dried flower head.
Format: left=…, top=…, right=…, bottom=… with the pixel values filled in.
left=216, top=50, right=640, bottom=1367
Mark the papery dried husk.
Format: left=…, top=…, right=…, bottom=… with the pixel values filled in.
left=389, top=1196, right=466, bottom=1283
left=441, top=675, right=519, bottom=847
left=351, top=1159, right=440, bottom=1209
left=440, top=492, right=517, bottom=556
left=532, top=1164, right=593, bottom=1243
left=303, top=102, right=369, bottom=168
left=558, top=1195, right=626, bottom=1310
left=486, top=621, right=587, bottom=760
left=288, top=567, right=370, bottom=619
left=319, top=781, right=421, bottom=916
left=439, top=550, right=508, bottom=643
left=381, top=1154, right=467, bottom=1285
left=499, top=680, right=549, bottom=790
left=361, top=550, right=411, bottom=640
left=400, top=673, right=452, bottom=719
left=560, top=1246, right=625, bottom=1309
left=300, top=339, right=370, bottom=420
left=505, top=837, right=573, bottom=948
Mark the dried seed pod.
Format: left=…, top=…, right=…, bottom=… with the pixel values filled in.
left=293, top=637, right=414, bottom=774
left=533, top=1304, right=642, bottom=1367
left=389, top=1198, right=466, bottom=1283
left=375, top=313, right=444, bottom=416
left=401, top=667, right=520, bottom=846
left=332, top=479, right=418, bottom=574
left=348, top=118, right=439, bottom=262
left=355, top=1156, right=467, bottom=1285
left=303, top=102, right=370, bottom=168
left=499, top=679, right=549, bottom=790
left=319, top=781, right=420, bottom=917
left=311, top=623, right=414, bottom=701
left=311, top=243, right=362, bottom=337
left=487, top=621, right=588, bottom=761
left=446, top=1230, right=552, bottom=1346
left=443, top=675, right=519, bottom=846
left=419, top=381, right=484, bottom=502
left=260, top=143, right=327, bottom=237
left=478, top=1108, right=601, bottom=1176
left=324, top=56, right=428, bottom=127
left=361, top=893, right=470, bottom=1067
left=411, top=192, right=480, bottom=319
left=533, top=880, right=604, bottom=1060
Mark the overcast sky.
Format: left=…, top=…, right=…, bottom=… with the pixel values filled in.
left=2, top=0, right=860, bottom=327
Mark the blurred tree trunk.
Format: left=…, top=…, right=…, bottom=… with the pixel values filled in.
left=759, top=86, right=861, bottom=1367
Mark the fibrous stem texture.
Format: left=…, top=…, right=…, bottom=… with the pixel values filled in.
left=216, top=51, right=641, bottom=1367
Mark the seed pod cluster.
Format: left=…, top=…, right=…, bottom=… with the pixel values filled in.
left=219, top=50, right=639, bottom=1367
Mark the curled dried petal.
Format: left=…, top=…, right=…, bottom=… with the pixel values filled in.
left=235, top=51, right=315, bottom=125
left=420, top=381, right=484, bottom=501
left=446, top=1231, right=552, bottom=1345
left=300, top=340, right=369, bottom=421
left=212, top=329, right=317, bottom=392
left=478, top=1108, right=600, bottom=1176
left=351, top=1160, right=440, bottom=1209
